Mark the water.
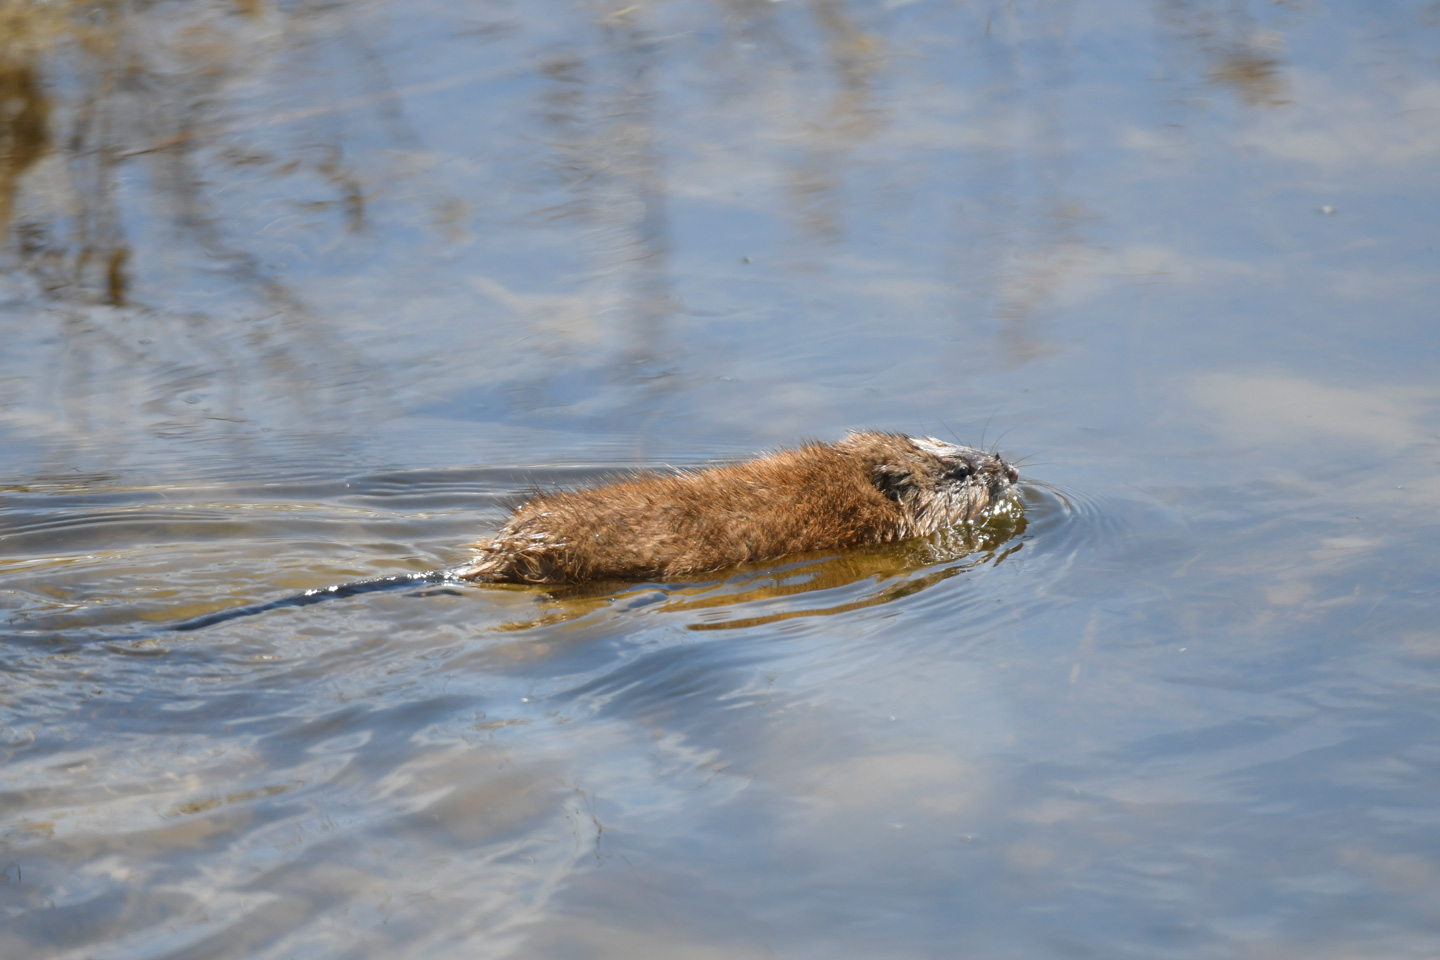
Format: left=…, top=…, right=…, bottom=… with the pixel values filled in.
left=3, top=1, right=1440, bottom=957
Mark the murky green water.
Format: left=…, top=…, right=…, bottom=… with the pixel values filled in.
left=3, top=1, right=1440, bottom=957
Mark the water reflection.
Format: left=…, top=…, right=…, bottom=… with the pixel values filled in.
left=0, top=62, right=49, bottom=248
left=493, top=505, right=1028, bottom=632
left=1159, top=0, right=1292, bottom=106
left=0, top=0, right=1369, bottom=465
left=532, top=21, right=677, bottom=391
left=0, top=0, right=439, bottom=473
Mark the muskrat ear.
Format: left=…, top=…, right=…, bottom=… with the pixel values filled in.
left=872, top=462, right=913, bottom=501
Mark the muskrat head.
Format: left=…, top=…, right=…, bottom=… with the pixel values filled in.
left=840, top=432, right=1021, bottom=536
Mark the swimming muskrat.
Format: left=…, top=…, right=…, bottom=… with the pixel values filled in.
left=140, top=432, right=1019, bottom=634
left=458, top=431, right=1019, bottom=584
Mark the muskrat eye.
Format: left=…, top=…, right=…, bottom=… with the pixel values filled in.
left=945, top=461, right=974, bottom=481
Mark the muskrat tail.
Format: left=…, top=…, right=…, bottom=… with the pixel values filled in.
left=165, top=569, right=460, bottom=634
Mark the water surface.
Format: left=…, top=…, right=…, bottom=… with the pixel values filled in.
left=3, top=1, right=1440, bottom=957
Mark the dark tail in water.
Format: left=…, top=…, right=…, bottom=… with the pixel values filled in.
left=46, top=570, right=471, bottom=642
left=164, top=569, right=463, bottom=634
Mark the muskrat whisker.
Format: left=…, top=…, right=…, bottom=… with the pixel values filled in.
left=938, top=417, right=963, bottom=447
left=988, top=426, right=1015, bottom=458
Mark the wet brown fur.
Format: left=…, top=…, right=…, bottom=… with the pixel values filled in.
left=460, top=432, right=1019, bottom=585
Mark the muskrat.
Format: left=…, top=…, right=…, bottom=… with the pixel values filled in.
left=458, top=431, right=1020, bottom=584
left=129, top=432, right=1019, bottom=635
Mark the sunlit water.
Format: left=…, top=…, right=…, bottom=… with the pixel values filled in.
left=3, top=1, right=1440, bottom=957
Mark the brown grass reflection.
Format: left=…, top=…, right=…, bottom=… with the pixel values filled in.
left=1208, top=48, right=1285, bottom=106
left=0, top=0, right=456, bottom=309
left=1158, top=0, right=1292, bottom=107
left=0, top=0, right=446, bottom=454
left=3, top=0, right=133, bottom=304
left=0, top=63, right=49, bottom=245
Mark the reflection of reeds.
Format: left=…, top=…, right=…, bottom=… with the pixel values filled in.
left=532, top=26, right=675, bottom=382
left=0, top=0, right=419, bottom=306
left=1, top=0, right=131, bottom=302
left=0, top=0, right=418, bottom=456
left=1158, top=0, right=1290, bottom=107
left=0, top=63, right=50, bottom=246
left=1208, top=48, right=1285, bottom=107
left=0, top=1, right=63, bottom=254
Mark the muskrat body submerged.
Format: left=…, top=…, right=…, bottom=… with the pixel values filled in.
left=459, top=432, right=1020, bottom=585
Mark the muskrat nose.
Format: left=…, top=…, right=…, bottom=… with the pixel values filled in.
left=1006, top=466, right=1019, bottom=484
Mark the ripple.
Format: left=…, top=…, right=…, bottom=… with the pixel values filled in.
left=0, top=472, right=1128, bottom=666
left=1020, top=478, right=1128, bottom=542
